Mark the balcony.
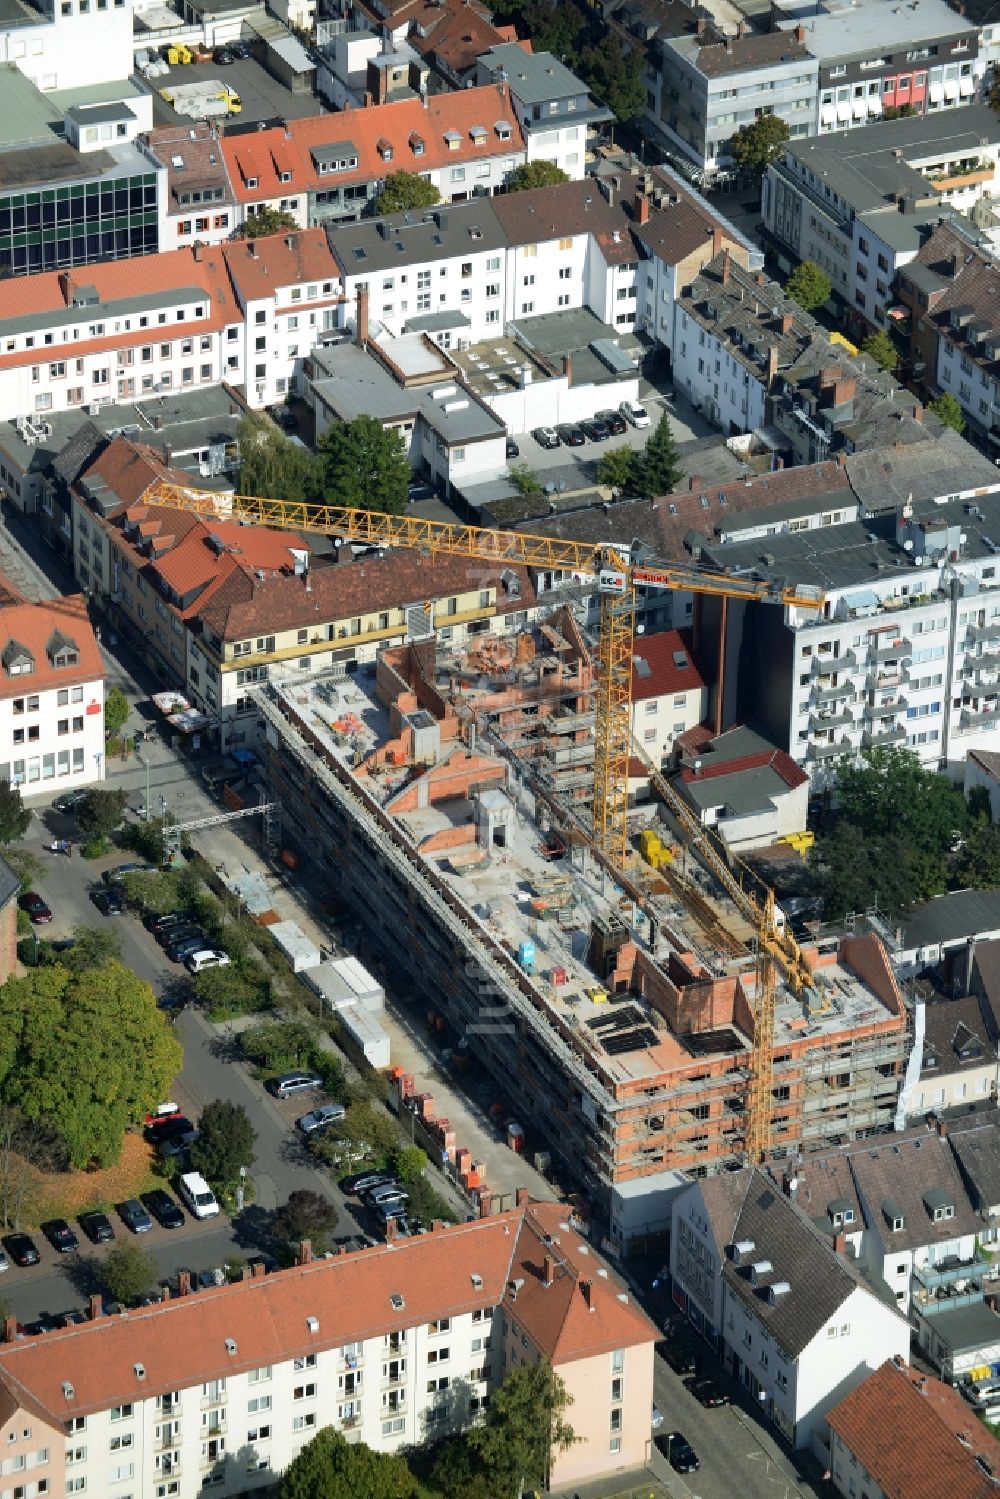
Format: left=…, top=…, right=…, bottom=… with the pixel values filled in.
left=868, top=637, right=912, bottom=664
left=806, top=737, right=852, bottom=760
left=809, top=708, right=854, bottom=731
left=963, top=650, right=1000, bottom=673
left=967, top=622, right=1000, bottom=645
left=810, top=681, right=855, bottom=706
left=868, top=666, right=909, bottom=691
left=863, top=698, right=908, bottom=720
left=811, top=650, right=856, bottom=675
left=914, top=1254, right=992, bottom=1292
left=862, top=724, right=907, bottom=748
left=960, top=706, right=1000, bottom=731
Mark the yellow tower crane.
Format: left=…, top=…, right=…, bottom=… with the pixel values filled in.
left=146, top=482, right=824, bottom=1160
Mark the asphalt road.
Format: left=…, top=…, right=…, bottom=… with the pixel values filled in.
left=151, top=55, right=325, bottom=131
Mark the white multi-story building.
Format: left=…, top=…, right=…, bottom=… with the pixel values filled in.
left=0, top=592, right=105, bottom=794
left=0, top=0, right=134, bottom=92
left=476, top=44, right=612, bottom=181
left=670, top=1167, right=910, bottom=1453
left=0, top=1198, right=657, bottom=1496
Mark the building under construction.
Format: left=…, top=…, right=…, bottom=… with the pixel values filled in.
left=255, top=612, right=910, bottom=1208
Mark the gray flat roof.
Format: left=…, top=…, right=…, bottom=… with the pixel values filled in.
left=510, top=306, right=640, bottom=360
left=774, top=0, right=975, bottom=60
left=902, top=889, right=1000, bottom=952
left=310, top=341, right=503, bottom=446
left=65, top=102, right=136, bottom=125
left=404, top=310, right=471, bottom=333
left=479, top=44, right=588, bottom=103
left=0, top=64, right=65, bottom=148
left=0, top=139, right=149, bottom=193
left=914, top=1299, right=1000, bottom=1356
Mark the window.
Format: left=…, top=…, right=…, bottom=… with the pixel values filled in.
left=293, top=1384, right=317, bottom=1401
left=110, top=1405, right=133, bottom=1422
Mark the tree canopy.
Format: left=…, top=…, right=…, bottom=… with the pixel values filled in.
left=244, top=206, right=299, bottom=240
left=785, top=260, right=831, bottom=312
left=314, top=416, right=410, bottom=515
left=579, top=35, right=645, bottom=121
left=507, top=160, right=570, bottom=192
left=728, top=114, right=789, bottom=174
left=465, top=1360, right=576, bottom=1496
left=190, top=1099, right=256, bottom=1187
left=101, top=1241, right=155, bottom=1306
left=596, top=445, right=639, bottom=494
left=272, top=1189, right=339, bottom=1255
left=237, top=411, right=318, bottom=504
left=76, top=788, right=127, bottom=843
left=860, top=328, right=898, bottom=371
left=104, top=687, right=130, bottom=739
left=0, top=961, right=181, bottom=1167
left=279, top=1427, right=420, bottom=1499
left=372, top=172, right=440, bottom=216
left=930, top=391, right=965, bottom=434
left=635, top=411, right=683, bottom=496
left=0, top=782, right=29, bottom=846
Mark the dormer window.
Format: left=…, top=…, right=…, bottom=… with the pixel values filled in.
left=2, top=641, right=33, bottom=676
left=377, top=137, right=393, bottom=162
left=923, top=1188, right=955, bottom=1223
left=409, top=132, right=425, bottom=156
left=47, top=630, right=79, bottom=668
left=245, top=175, right=259, bottom=190
left=279, top=170, right=292, bottom=184
left=495, top=120, right=511, bottom=140
left=470, top=124, right=487, bottom=144
left=443, top=130, right=462, bottom=151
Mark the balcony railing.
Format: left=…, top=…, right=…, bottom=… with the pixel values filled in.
left=810, top=708, right=854, bottom=730
left=806, top=737, right=852, bottom=760
left=864, top=698, right=908, bottom=720
left=869, top=637, right=912, bottom=663
left=914, top=1254, right=992, bottom=1291
left=810, top=681, right=855, bottom=706
left=968, top=622, right=1000, bottom=644
left=862, top=724, right=907, bottom=748
left=811, top=650, right=856, bottom=675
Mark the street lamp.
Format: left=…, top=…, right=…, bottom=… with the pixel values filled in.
left=136, top=745, right=151, bottom=822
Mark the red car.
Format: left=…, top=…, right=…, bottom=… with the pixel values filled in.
left=20, top=892, right=51, bottom=923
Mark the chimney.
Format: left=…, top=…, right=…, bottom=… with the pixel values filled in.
left=299, top=1239, right=313, bottom=1265
left=835, top=450, right=846, bottom=468
left=563, top=353, right=573, bottom=385
left=242, top=1266, right=253, bottom=1281
left=515, top=1187, right=530, bottom=1207
left=355, top=284, right=370, bottom=348
left=160, top=1285, right=170, bottom=1301
left=832, top=1232, right=847, bottom=1255
left=251, top=1261, right=266, bottom=1280
left=581, top=1279, right=594, bottom=1311
left=831, top=376, right=857, bottom=406
left=193, top=241, right=202, bottom=262
left=59, top=269, right=74, bottom=305
left=767, top=345, right=779, bottom=383
left=431, top=1219, right=444, bottom=1232
left=635, top=192, right=650, bottom=226
left=913, top=401, right=923, bottom=423
left=712, top=226, right=723, bottom=257
left=688, top=474, right=702, bottom=491
left=543, top=1254, right=555, bottom=1286
left=3, top=1316, right=17, bottom=1343
left=89, top=1295, right=102, bottom=1321
left=248, top=240, right=258, bottom=258
left=696, top=15, right=706, bottom=32
left=363, top=90, right=373, bottom=108
left=152, top=414, right=162, bottom=430
left=780, top=312, right=794, bottom=334
left=721, top=248, right=731, bottom=285
left=725, top=34, right=733, bottom=52
left=794, top=22, right=806, bottom=40
left=178, top=1271, right=192, bottom=1296
left=385, top=1218, right=398, bottom=1242
left=936, top=1117, right=949, bottom=1138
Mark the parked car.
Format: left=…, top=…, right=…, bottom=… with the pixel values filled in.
left=340, top=1169, right=398, bottom=1196
left=103, top=862, right=153, bottom=887
left=297, top=1103, right=347, bottom=1134
left=144, top=1108, right=188, bottom=1141
left=41, top=1219, right=79, bottom=1254
left=185, top=948, right=231, bottom=974
left=119, top=1199, right=153, bottom=1234
left=166, top=933, right=207, bottom=962
left=532, top=425, right=560, bottom=449
left=53, top=789, right=88, bottom=814
left=365, top=1185, right=409, bottom=1210
left=579, top=416, right=610, bottom=442
left=91, top=885, right=125, bottom=916
left=213, top=46, right=235, bottom=63
left=20, top=892, right=51, bottom=923
left=159, top=921, right=203, bottom=948
left=158, top=1129, right=200, bottom=1161
left=687, top=1378, right=730, bottom=1408
left=658, top=1432, right=699, bottom=1473
left=556, top=423, right=585, bottom=447
left=505, top=437, right=520, bottom=459
left=149, top=911, right=190, bottom=935
left=0, top=1250, right=8, bottom=1272
left=230, top=38, right=250, bottom=57
left=620, top=399, right=651, bottom=429
left=270, top=403, right=298, bottom=431
left=651, top=1403, right=664, bottom=1430
left=143, top=1189, right=185, bottom=1229
left=267, top=1072, right=323, bottom=1099
left=79, top=1211, right=115, bottom=1244
left=3, top=1233, right=40, bottom=1266
left=661, top=1341, right=699, bottom=1376
left=406, top=480, right=435, bottom=504
left=596, top=407, right=627, bottom=435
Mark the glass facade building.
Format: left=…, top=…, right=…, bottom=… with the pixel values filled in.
left=0, top=172, right=159, bottom=276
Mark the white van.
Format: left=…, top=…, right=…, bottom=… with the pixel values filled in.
left=177, top=1171, right=220, bottom=1220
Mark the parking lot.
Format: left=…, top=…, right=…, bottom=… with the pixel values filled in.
left=150, top=53, right=326, bottom=131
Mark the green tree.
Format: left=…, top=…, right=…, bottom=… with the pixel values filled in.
left=338, top=1100, right=397, bottom=1159
left=103, top=687, right=130, bottom=740
left=272, top=1189, right=338, bottom=1255
left=237, top=411, right=318, bottom=504
left=314, top=416, right=410, bottom=515
left=0, top=782, right=29, bottom=846
left=467, top=1360, right=576, bottom=1497
left=951, top=822, right=1000, bottom=890
left=579, top=35, right=646, bottom=121
left=0, top=961, right=182, bottom=1167
left=835, top=746, right=967, bottom=856
left=786, top=259, right=831, bottom=312
left=100, top=1241, right=155, bottom=1306
left=967, top=784, right=993, bottom=824
left=64, top=925, right=123, bottom=971
left=635, top=411, right=684, bottom=496
left=515, top=0, right=581, bottom=56
left=506, top=160, right=570, bottom=192
left=194, top=960, right=271, bottom=1021
left=596, top=445, right=639, bottom=493
left=391, top=1144, right=427, bottom=1183
left=372, top=171, right=440, bottom=217
left=728, top=114, right=790, bottom=174
left=507, top=462, right=542, bottom=496
left=244, top=206, right=299, bottom=239
left=76, top=788, right=127, bottom=843
left=240, top=1018, right=317, bottom=1073
left=190, top=1100, right=256, bottom=1186
left=816, top=823, right=932, bottom=920
left=930, top=391, right=966, bottom=434
left=279, top=1426, right=419, bottom=1499
left=860, top=328, right=898, bottom=371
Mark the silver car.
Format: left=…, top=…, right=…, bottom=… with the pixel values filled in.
left=296, top=1103, right=346, bottom=1134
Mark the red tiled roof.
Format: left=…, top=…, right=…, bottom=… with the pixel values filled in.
left=678, top=742, right=808, bottom=792
left=828, top=1358, right=1000, bottom=1499
left=0, top=1203, right=655, bottom=1425
left=145, top=122, right=237, bottom=211
left=631, top=628, right=704, bottom=702
left=219, top=89, right=524, bottom=206
left=408, top=1, right=511, bottom=74
left=221, top=227, right=340, bottom=303
left=0, top=595, right=103, bottom=702
left=492, top=178, right=638, bottom=266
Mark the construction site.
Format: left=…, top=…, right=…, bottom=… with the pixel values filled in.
left=253, top=604, right=910, bottom=1207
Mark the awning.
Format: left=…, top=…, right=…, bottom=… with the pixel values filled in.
left=960, top=75, right=975, bottom=95
left=929, top=82, right=945, bottom=102
left=821, top=104, right=836, bottom=124
left=852, top=97, right=866, bottom=116
left=867, top=94, right=883, bottom=114
left=836, top=100, right=852, bottom=121
left=944, top=77, right=960, bottom=97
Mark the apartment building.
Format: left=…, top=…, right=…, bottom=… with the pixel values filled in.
left=144, top=124, right=239, bottom=253
left=0, top=1198, right=658, bottom=1496
left=691, top=434, right=1000, bottom=784
left=921, top=250, right=1000, bottom=459
left=771, top=0, right=980, bottom=136
left=219, top=89, right=527, bottom=232
left=907, top=994, right=1000, bottom=1120
left=762, top=107, right=1000, bottom=335
left=896, top=219, right=994, bottom=404
left=669, top=1167, right=910, bottom=1451
left=0, top=0, right=134, bottom=93
left=476, top=44, right=613, bottom=180
left=654, top=23, right=818, bottom=175
left=630, top=627, right=706, bottom=768
left=0, top=590, right=104, bottom=795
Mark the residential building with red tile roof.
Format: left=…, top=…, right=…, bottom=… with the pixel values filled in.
left=630, top=628, right=707, bottom=771
left=220, top=88, right=527, bottom=234
left=0, top=1197, right=657, bottom=1493
left=827, top=1357, right=1000, bottom=1499
left=0, top=592, right=104, bottom=798
left=672, top=722, right=809, bottom=850
left=144, top=123, right=239, bottom=253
